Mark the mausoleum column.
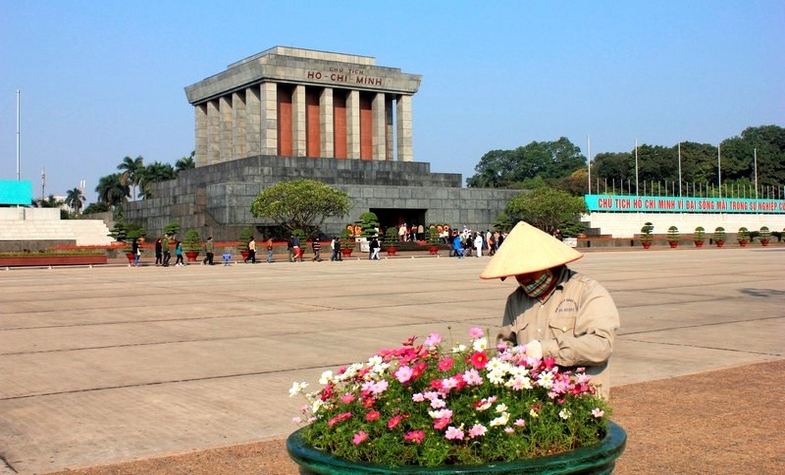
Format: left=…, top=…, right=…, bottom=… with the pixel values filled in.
left=232, top=91, right=247, bottom=159
left=396, top=94, right=413, bottom=162
left=320, top=88, right=334, bottom=158
left=195, top=104, right=207, bottom=166
left=346, top=90, right=360, bottom=159
left=207, top=99, right=220, bottom=165
left=372, top=93, right=386, bottom=160
left=260, top=82, right=278, bottom=155
left=385, top=96, right=394, bottom=161
left=245, top=85, right=261, bottom=156
left=292, top=85, right=307, bottom=157
left=219, top=95, right=233, bottom=162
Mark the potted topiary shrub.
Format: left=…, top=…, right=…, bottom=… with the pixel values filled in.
left=124, top=226, right=146, bottom=264
left=640, top=222, right=654, bottom=249
left=759, top=226, right=770, bottom=247
left=384, top=226, right=399, bottom=256
left=667, top=226, right=679, bottom=248
left=183, top=229, right=202, bottom=262
left=713, top=227, right=726, bottom=248
left=238, top=226, right=254, bottom=261
left=693, top=226, right=705, bottom=247
left=737, top=227, right=749, bottom=247
left=340, top=228, right=355, bottom=258
left=287, top=328, right=626, bottom=473
left=427, top=225, right=440, bottom=255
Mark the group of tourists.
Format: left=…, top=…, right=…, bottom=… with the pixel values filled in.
left=448, top=228, right=508, bottom=258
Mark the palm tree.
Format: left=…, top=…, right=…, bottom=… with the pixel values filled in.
left=35, top=194, right=64, bottom=208
left=117, top=155, right=144, bottom=200
left=138, top=162, right=176, bottom=199
left=64, top=187, right=85, bottom=214
left=96, top=173, right=130, bottom=206
left=175, top=151, right=196, bottom=172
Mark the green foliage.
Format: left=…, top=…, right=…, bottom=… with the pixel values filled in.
left=251, top=179, right=351, bottom=235
left=694, top=226, right=705, bottom=241
left=384, top=227, right=399, bottom=246
left=238, top=227, right=254, bottom=252
left=35, top=194, right=64, bottom=208
left=183, top=229, right=202, bottom=252
left=427, top=226, right=439, bottom=244
left=467, top=138, right=586, bottom=189
left=713, top=227, right=726, bottom=242
left=505, top=187, right=587, bottom=234
left=109, top=222, right=128, bottom=241
left=667, top=226, right=679, bottom=242
left=737, top=227, right=749, bottom=241
left=96, top=173, right=130, bottom=206
left=163, top=221, right=181, bottom=237
left=640, top=222, right=654, bottom=242
left=358, top=212, right=380, bottom=238
left=759, top=226, right=770, bottom=241
left=117, top=155, right=145, bottom=200
left=138, top=161, right=176, bottom=199
left=64, top=188, right=85, bottom=214
left=493, top=212, right=513, bottom=232
left=175, top=151, right=196, bottom=172
left=83, top=202, right=111, bottom=214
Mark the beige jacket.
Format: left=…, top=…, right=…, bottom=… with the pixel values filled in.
left=497, top=268, right=620, bottom=398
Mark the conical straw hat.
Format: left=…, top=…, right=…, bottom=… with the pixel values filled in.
left=480, top=221, right=583, bottom=280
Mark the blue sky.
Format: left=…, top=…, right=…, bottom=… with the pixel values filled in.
left=1, top=0, right=783, bottom=201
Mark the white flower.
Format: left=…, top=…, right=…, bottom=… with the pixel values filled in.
left=311, top=399, right=324, bottom=414
left=591, top=408, right=605, bottom=418
left=537, top=371, right=554, bottom=389
left=430, top=398, right=446, bottom=409
left=367, top=355, right=383, bottom=367
left=506, top=376, right=533, bottom=391
left=288, top=381, right=308, bottom=397
left=484, top=358, right=505, bottom=373
left=428, top=408, right=453, bottom=420
left=529, top=408, right=539, bottom=418
left=508, top=365, right=530, bottom=379
left=559, top=408, right=572, bottom=420
left=318, top=370, right=334, bottom=385
left=489, top=412, right=510, bottom=427
left=487, top=370, right=505, bottom=385
left=495, top=403, right=508, bottom=413
left=451, top=344, right=467, bottom=354
left=472, top=337, right=488, bottom=352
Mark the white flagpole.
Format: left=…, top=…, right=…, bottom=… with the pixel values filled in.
left=717, top=144, right=722, bottom=199
left=677, top=142, right=682, bottom=197
left=635, top=139, right=639, bottom=196
left=16, top=89, right=21, bottom=180
left=753, top=148, right=758, bottom=200
left=587, top=135, right=591, bottom=194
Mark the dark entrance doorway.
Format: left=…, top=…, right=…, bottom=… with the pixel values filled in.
left=370, top=208, right=426, bottom=234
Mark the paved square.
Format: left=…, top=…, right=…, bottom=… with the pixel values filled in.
left=1, top=248, right=784, bottom=473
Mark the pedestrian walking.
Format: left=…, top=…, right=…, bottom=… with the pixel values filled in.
left=244, top=236, right=256, bottom=263
left=155, top=237, right=163, bottom=266
left=266, top=237, right=274, bottom=263
left=203, top=236, right=215, bottom=265
left=174, top=240, right=184, bottom=266
left=312, top=238, right=322, bottom=261
left=162, top=234, right=171, bottom=266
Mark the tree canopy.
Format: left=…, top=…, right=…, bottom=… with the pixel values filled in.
left=250, top=179, right=351, bottom=234
left=505, top=187, right=587, bottom=236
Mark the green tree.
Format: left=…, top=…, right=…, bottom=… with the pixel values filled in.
left=138, top=162, right=176, bottom=198
left=96, top=173, right=130, bottom=206
left=117, top=156, right=145, bottom=201
left=505, top=186, right=587, bottom=235
left=35, top=194, right=64, bottom=208
left=250, top=179, right=351, bottom=234
left=82, top=202, right=110, bottom=214
left=357, top=211, right=380, bottom=238
left=64, top=187, right=85, bottom=215
left=175, top=151, right=196, bottom=172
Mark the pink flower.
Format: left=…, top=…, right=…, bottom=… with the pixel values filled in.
left=469, top=327, right=484, bottom=338
left=395, top=365, right=413, bottom=383
left=327, top=412, right=353, bottom=427
left=387, top=415, right=403, bottom=429
left=437, top=357, right=454, bottom=372
left=441, top=377, right=458, bottom=391
left=468, top=423, right=487, bottom=438
left=423, top=333, right=442, bottom=347
left=404, top=430, right=425, bottom=444
left=365, top=410, right=381, bottom=422
left=591, top=408, right=605, bottom=418
left=370, top=380, right=388, bottom=396
left=412, top=392, right=425, bottom=402
left=429, top=398, right=446, bottom=409
left=504, top=427, right=515, bottom=434
left=463, top=368, right=483, bottom=386
left=433, top=417, right=451, bottom=430
left=445, top=426, right=464, bottom=440
left=352, top=431, right=368, bottom=445
left=470, top=351, right=488, bottom=369
left=340, top=393, right=356, bottom=404
left=292, top=416, right=302, bottom=424
left=514, top=418, right=526, bottom=427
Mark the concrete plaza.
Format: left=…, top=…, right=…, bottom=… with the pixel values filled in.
left=1, top=248, right=784, bottom=473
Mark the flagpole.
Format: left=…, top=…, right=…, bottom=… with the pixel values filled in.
left=635, top=139, right=639, bottom=196
left=717, top=144, right=722, bottom=199
left=16, top=89, right=21, bottom=180
left=677, top=142, right=682, bottom=197
left=587, top=135, right=591, bottom=194
left=753, top=148, right=758, bottom=200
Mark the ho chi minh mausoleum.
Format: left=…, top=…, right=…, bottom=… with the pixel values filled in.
left=124, top=46, right=517, bottom=239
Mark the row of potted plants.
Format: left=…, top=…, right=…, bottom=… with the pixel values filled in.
left=640, top=224, right=775, bottom=249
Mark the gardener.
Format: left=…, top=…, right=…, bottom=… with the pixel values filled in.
left=481, top=221, right=620, bottom=399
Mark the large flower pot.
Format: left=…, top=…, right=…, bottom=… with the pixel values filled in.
left=668, top=241, right=678, bottom=248
left=428, top=246, right=440, bottom=255
left=386, top=247, right=398, bottom=256
left=287, top=421, right=626, bottom=474
left=185, top=251, right=199, bottom=262
left=715, top=240, right=725, bottom=248
left=694, top=241, right=704, bottom=248
left=641, top=241, right=652, bottom=249
left=341, top=248, right=353, bottom=257
left=761, top=239, right=769, bottom=247
left=738, top=240, right=748, bottom=247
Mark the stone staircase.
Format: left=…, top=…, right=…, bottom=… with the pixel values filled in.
left=0, top=208, right=113, bottom=246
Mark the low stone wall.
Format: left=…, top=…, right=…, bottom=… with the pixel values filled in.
left=0, top=240, right=76, bottom=252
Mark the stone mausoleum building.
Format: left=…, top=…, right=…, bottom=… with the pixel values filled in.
left=125, top=47, right=516, bottom=239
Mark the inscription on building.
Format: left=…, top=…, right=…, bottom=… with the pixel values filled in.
left=306, top=68, right=383, bottom=86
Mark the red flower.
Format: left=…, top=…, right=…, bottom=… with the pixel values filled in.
left=387, top=415, right=403, bottom=429
left=320, top=383, right=334, bottom=401
left=402, top=335, right=417, bottom=346
left=433, top=417, right=451, bottom=430
left=544, top=357, right=556, bottom=370
left=470, top=351, right=488, bottom=369
left=362, top=397, right=376, bottom=408
left=327, top=412, right=353, bottom=427
left=411, top=361, right=428, bottom=380
left=437, top=357, right=454, bottom=372
left=365, top=410, right=381, bottom=422
left=404, top=430, right=425, bottom=444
